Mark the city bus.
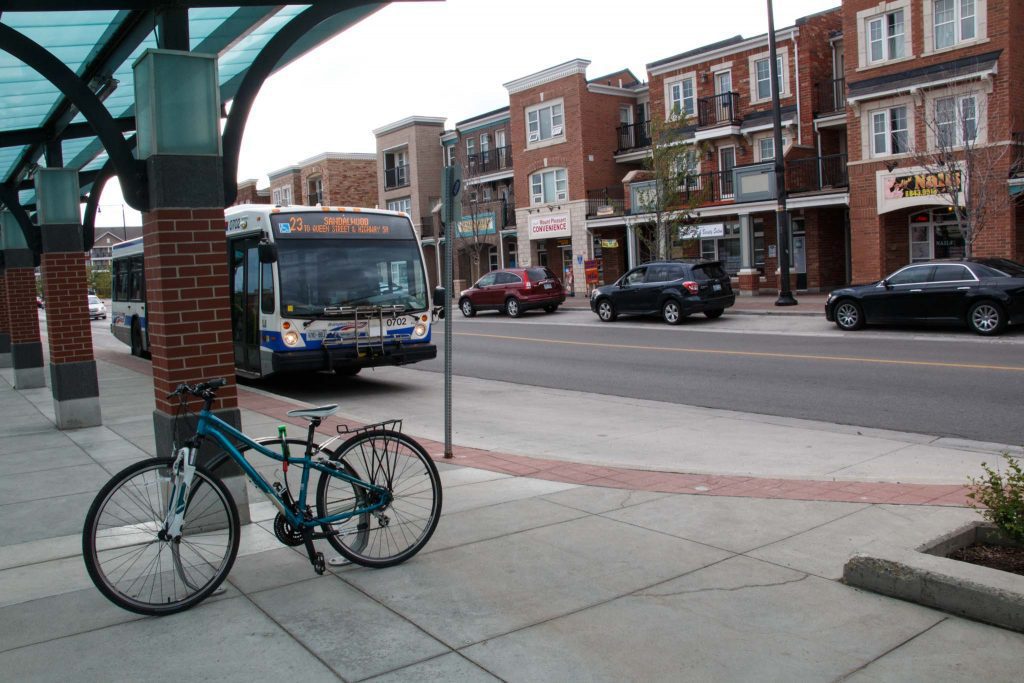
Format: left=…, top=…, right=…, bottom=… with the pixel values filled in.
left=111, top=205, right=439, bottom=378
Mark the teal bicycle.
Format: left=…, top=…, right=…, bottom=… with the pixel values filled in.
left=82, top=379, right=442, bottom=616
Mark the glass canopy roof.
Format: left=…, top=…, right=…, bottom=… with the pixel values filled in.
left=0, top=3, right=387, bottom=207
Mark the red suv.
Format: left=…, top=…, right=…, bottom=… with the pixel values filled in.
left=459, top=267, right=565, bottom=318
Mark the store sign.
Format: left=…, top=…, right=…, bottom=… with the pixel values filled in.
left=877, top=165, right=965, bottom=214
left=600, top=239, right=619, bottom=248
left=528, top=212, right=570, bottom=240
left=680, top=223, right=725, bottom=240
left=455, top=212, right=496, bottom=238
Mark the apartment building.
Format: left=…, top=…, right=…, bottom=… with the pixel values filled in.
left=266, top=152, right=377, bottom=208
left=504, top=60, right=647, bottom=294
left=441, top=107, right=517, bottom=287
left=843, top=0, right=1024, bottom=281
left=373, top=116, right=447, bottom=287
left=233, top=179, right=271, bottom=205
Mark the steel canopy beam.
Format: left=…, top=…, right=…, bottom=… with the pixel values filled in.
left=0, top=117, right=136, bottom=149
left=0, top=23, right=148, bottom=210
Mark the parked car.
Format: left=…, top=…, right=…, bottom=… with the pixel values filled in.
left=459, top=267, right=565, bottom=318
left=825, top=258, right=1024, bottom=336
left=590, top=260, right=735, bottom=324
left=88, top=294, right=107, bottom=320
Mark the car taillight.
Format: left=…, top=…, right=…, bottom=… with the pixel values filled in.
left=525, top=280, right=532, bottom=290
left=682, top=281, right=699, bottom=294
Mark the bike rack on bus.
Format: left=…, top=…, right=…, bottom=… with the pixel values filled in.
left=321, top=305, right=407, bottom=358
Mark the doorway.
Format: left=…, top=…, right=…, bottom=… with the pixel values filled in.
left=229, top=236, right=262, bottom=375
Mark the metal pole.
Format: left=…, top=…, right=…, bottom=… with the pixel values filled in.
left=442, top=167, right=457, bottom=458
left=767, top=0, right=797, bottom=306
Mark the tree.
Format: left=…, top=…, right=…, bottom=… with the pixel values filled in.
left=87, top=265, right=112, bottom=298
left=632, top=110, right=705, bottom=260
left=908, top=88, right=1021, bottom=258
left=452, top=187, right=497, bottom=284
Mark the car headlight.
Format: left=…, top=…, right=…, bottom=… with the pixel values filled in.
left=414, top=322, right=427, bottom=337
left=283, top=330, right=300, bottom=346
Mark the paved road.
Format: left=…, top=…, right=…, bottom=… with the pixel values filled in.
left=409, top=309, right=1024, bottom=446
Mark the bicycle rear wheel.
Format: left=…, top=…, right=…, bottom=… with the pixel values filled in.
left=316, top=430, right=441, bottom=568
left=82, top=458, right=240, bottom=615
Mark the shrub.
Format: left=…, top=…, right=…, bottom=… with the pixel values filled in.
left=967, top=454, right=1024, bottom=543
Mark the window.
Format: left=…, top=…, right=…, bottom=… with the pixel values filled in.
left=931, top=264, right=973, bottom=282
left=527, top=101, right=564, bottom=143
left=129, top=255, right=144, bottom=301
left=272, top=188, right=281, bottom=205
left=476, top=272, right=496, bottom=288
left=871, top=106, right=909, bottom=156
left=495, top=130, right=506, bottom=149
left=386, top=197, right=411, bottom=214
left=934, top=0, right=976, bottom=49
left=488, top=248, right=499, bottom=272
left=935, top=95, right=977, bottom=148
left=668, top=77, right=695, bottom=117
left=757, top=135, right=788, bottom=161
left=888, top=265, right=933, bottom=285
left=281, top=186, right=291, bottom=205
left=754, top=57, right=783, bottom=101
left=623, top=268, right=647, bottom=286
left=260, top=261, right=275, bottom=314
left=867, top=9, right=906, bottom=62
left=530, top=168, right=567, bottom=205
left=482, top=186, right=492, bottom=202
left=480, top=133, right=490, bottom=152
left=466, top=137, right=476, bottom=157
left=445, top=145, right=456, bottom=167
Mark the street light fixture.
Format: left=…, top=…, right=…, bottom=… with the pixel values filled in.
left=767, top=0, right=797, bottom=306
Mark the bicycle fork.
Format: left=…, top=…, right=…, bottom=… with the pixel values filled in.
left=160, top=446, right=197, bottom=542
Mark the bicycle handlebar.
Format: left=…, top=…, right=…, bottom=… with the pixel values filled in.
left=167, top=378, right=227, bottom=400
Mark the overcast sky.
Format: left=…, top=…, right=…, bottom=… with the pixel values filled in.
left=96, top=0, right=838, bottom=227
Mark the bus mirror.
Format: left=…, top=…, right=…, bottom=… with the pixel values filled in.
left=258, top=242, right=278, bottom=264
left=433, top=286, right=446, bottom=307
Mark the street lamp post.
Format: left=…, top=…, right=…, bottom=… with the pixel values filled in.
left=767, top=0, right=797, bottom=306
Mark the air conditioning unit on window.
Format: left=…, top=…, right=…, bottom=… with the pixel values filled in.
left=552, top=126, right=563, bottom=136
left=528, top=132, right=540, bottom=142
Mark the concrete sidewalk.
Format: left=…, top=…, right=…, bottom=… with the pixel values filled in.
left=1, top=350, right=1022, bottom=681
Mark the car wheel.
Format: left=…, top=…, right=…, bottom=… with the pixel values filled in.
left=543, top=304, right=558, bottom=313
left=459, top=298, right=476, bottom=318
left=505, top=297, right=522, bottom=318
left=662, top=300, right=683, bottom=325
left=596, top=298, right=617, bottom=322
left=834, top=300, right=864, bottom=331
left=967, top=300, right=1006, bottom=336
left=704, top=308, right=724, bottom=320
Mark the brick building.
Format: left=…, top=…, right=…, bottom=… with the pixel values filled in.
left=843, top=0, right=1023, bottom=281
left=442, top=107, right=517, bottom=288
left=266, top=152, right=377, bottom=208
left=504, top=59, right=646, bottom=295
left=233, top=179, right=271, bottom=206
left=373, top=116, right=447, bottom=287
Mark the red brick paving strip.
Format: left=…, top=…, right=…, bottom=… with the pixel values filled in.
left=96, top=348, right=972, bottom=507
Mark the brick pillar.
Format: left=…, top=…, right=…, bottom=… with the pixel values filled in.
left=39, top=223, right=102, bottom=428
left=4, top=255, right=45, bottom=389
left=0, top=268, right=10, bottom=368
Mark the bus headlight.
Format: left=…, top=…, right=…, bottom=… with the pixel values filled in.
left=283, top=330, right=300, bottom=346
left=414, top=322, right=427, bottom=337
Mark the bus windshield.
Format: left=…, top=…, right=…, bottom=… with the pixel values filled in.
left=277, top=238, right=429, bottom=315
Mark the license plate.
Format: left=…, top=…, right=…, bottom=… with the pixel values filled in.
left=305, top=329, right=326, bottom=341
left=543, top=283, right=552, bottom=290
left=713, top=283, right=722, bottom=292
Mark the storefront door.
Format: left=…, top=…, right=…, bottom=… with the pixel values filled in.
left=793, top=234, right=806, bottom=290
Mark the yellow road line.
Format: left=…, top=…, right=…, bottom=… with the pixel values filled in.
left=457, top=332, right=1024, bottom=373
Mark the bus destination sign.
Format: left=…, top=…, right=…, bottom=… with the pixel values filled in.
left=273, top=213, right=414, bottom=240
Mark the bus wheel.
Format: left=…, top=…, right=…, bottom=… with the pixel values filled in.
left=130, top=319, right=148, bottom=359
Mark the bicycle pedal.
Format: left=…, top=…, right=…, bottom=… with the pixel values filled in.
left=313, top=552, right=325, bottom=575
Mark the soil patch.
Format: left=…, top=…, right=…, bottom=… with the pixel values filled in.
left=948, top=543, right=1024, bottom=577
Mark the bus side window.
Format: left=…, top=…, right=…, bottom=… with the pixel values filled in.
left=129, top=256, right=144, bottom=301
left=260, top=261, right=274, bottom=314
left=115, top=260, right=130, bottom=301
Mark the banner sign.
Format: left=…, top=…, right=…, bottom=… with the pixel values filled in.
left=680, top=223, right=725, bottom=240
left=528, top=212, right=571, bottom=240
left=877, top=165, right=965, bottom=214
left=455, top=212, right=496, bottom=238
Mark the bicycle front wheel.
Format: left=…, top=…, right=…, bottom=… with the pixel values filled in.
left=316, top=430, right=442, bottom=568
left=82, top=458, right=240, bottom=615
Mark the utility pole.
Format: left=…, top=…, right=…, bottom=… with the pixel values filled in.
left=767, top=0, right=797, bottom=306
left=441, top=164, right=461, bottom=458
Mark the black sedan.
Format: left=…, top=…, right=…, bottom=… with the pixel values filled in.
left=825, top=258, right=1024, bottom=336
left=590, top=260, right=735, bottom=325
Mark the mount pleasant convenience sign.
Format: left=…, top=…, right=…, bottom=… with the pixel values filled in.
left=528, top=212, right=571, bottom=240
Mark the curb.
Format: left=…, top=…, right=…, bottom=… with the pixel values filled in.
left=843, top=522, right=1024, bottom=633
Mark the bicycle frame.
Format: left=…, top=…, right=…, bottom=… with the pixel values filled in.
left=192, top=408, right=391, bottom=530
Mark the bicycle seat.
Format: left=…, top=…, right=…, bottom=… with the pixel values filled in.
left=286, top=405, right=339, bottom=420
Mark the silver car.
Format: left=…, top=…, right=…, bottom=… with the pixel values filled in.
left=88, top=295, right=107, bottom=320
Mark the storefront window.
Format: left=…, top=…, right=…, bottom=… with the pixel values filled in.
left=909, top=208, right=965, bottom=261
left=699, top=222, right=742, bottom=275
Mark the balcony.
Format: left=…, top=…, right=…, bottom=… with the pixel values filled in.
left=466, top=146, right=512, bottom=176
left=586, top=186, right=626, bottom=218
left=814, top=78, right=846, bottom=117
left=786, top=154, right=849, bottom=193
left=384, top=164, right=409, bottom=190
left=697, top=92, right=740, bottom=128
left=616, top=120, right=651, bottom=153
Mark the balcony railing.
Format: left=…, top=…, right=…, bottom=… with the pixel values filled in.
left=697, top=92, right=740, bottom=128
left=384, top=164, right=409, bottom=190
left=466, top=146, right=513, bottom=175
left=787, top=153, right=849, bottom=193
left=814, top=77, right=846, bottom=116
left=586, top=186, right=626, bottom=218
left=616, top=120, right=651, bottom=153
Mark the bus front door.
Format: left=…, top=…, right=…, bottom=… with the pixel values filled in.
left=230, top=237, right=262, bottom=376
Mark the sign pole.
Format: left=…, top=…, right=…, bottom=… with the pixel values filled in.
left=767, top=0, right=797, bottom=306
left=441, top=165, right=461, bottom=458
